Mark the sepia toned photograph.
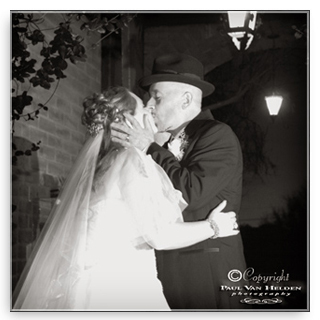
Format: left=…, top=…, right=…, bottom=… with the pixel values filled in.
left=11, top=10, right=309, bottom=312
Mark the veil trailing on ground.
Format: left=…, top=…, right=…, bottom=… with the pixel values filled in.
left=12, top=131, right=103, bottom=310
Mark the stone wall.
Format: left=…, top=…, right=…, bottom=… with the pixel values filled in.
left=11, top=13, right=102, bottom=290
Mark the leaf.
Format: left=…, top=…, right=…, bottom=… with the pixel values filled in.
left=80, top=23, right=88, bottom=30
left=54, top=68, right=66, bottom=79
left=26, top=29, right=45, bottom=45
left=58, top=45, right=67, bottom=59
left=52, top=56, right=68, bottom=70
left=24, top=59, right=36, bottom=74
left=40, top=47, right=51, bottom=58
left=40, top=81, right=51, bottom=89
left=70, top=55, right=86, bottom=63
left=106, top=24, right=115, bottom=32
left=22, top=91, right=32, bottom=101
left=70, top=56, right=77, bottom=64
left=31, top=145, right=40, bottom=151
left=12, top=92, right=33, bottom=114
left=12, top=17, right=21, bottom=26
left=17, top=76, right=25, bottom=83
left=12, top=113, right=20, bottom=121
left=30, top=76, right=41, bottom=87
left=15, top=150, right=24, bottom=156
left=78, top=56, right=87, bottom=62
left=72, top=44, right=85, bottom=56
left=41, top=59, right=51, bottom=70
left=116, top=20, right=125, bottom=29
left=15, top=27, right=28, bottom=33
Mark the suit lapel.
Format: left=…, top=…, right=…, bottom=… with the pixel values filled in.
left=162, top=110, right=213, bottom=155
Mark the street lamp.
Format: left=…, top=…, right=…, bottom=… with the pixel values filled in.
left=225, top=11, right=258, bottom=50
left=265, top=94, right=283, bottom=116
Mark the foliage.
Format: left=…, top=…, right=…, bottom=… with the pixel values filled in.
left=240, top=186, right=307, bottom=277
left=12, top=13, right=86, bottom=122
left=239, top=186, right=308, bottom=309
left=11, top=12, right=136, bottom=165
left=11, top=140, right=41, bottom=165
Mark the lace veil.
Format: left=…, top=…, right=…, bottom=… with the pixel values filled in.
left=12, top=131, right=103, bottom=310
left=12, top=108, right=187, bottom=310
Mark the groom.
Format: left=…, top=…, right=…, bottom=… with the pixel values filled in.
left=111, top=53, right=247, bottom=309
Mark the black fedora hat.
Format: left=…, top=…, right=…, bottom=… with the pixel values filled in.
left=139, top=53, right=215, bottom=97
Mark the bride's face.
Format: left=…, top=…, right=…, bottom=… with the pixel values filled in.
left=129, top=92, right=157, bottom=132
left=129, top=92, right=144, bottom=117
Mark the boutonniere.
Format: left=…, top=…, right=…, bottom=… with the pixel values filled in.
left=168, top=129, right=189, bottom=161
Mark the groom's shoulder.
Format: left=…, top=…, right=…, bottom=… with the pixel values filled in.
left=186, top=110, right=237, bottom=141
left=190, top=117, right=241, bottom=151
left=192, top=110, right=229, bottom=130
left=193, top=117, right=234, bottom=137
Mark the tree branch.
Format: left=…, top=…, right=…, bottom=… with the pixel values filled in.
left=204, top=67, right=270, bottom=111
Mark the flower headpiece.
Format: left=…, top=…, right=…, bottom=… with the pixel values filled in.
left=85, top=107, right=122, bottom=137
left=87, top=123, right=104, bottom=136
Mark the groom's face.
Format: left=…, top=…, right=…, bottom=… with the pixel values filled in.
left=146, top=82, right=184, bottom=133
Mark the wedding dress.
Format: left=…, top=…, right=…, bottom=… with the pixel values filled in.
left=12, top=129, right=187, bottom=311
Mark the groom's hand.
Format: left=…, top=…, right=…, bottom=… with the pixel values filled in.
left=111, top=112, right=155, bottom=151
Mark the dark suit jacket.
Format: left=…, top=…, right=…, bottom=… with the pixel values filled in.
left=147, top=109, right=248, bottom=309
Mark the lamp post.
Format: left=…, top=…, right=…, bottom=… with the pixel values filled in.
left=265, top=34, right=283, bottom=118
left=225, top=11, right=258, bottom=50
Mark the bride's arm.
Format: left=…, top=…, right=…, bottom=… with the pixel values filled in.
left=145, top=201, right=239, bottom=251
left=119, top=150, right=238, bottom=251
left=148, top=220, right=214, bottom=250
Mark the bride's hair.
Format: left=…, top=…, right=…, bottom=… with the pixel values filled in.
left=81, top=86, right=137, bottom=187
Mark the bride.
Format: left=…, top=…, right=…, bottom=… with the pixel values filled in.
left=12, top=86, right=239, bottom=311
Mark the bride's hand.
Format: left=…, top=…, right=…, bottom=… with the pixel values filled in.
left=207, top=200, right=240, bottom=238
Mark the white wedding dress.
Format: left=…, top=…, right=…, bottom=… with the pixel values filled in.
left=13, top=131, right=186, bottom=311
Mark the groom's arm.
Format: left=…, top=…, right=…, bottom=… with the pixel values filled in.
left=147, top=121, right=242, bottom=211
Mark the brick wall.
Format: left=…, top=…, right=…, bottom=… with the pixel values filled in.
left=12, top=13, right=102, bottom=290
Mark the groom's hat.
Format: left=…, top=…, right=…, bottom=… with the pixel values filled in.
left=139, top=53, right=215, bottom=97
